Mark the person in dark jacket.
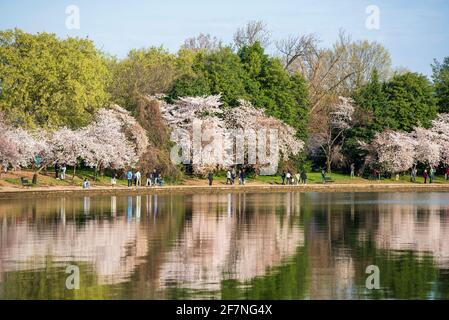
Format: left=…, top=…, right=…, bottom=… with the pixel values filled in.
left=423, top=169, right=428, bottom=184
left=301, top=170, right=307, bottom=184
left=153, top=169, right=158, bottom=185
left=208, top=171, right=213, bottom=186
left=240, top=170, right=246, bottom=185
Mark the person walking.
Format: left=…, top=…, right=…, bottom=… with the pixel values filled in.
left=350, top=163, right=355, bottom=179
left=301, top=170, right=307, bottom=184
left=423, top=169, right=428, bottom=184
left=281, top=171, right=286, bottom=185
left=126, top=169, right=133, bottom=187
left=286, top=172, right=291, bottom=185
left=429, top=167, right=435, bottom=184
left=226, top=170, right=232, bottom=185
left=445, top=168, right=449, bottom=181
left=208, top=171, right=214, bottom=186
left=111, top=173, right=117, bottom=187
left=135, top=170, right=141, bottom=187
left=158, top=174, right=164, bottom=186
left=295, top=172, right=300, bottom=185
left=82, top=178, right=90, bottom=189
left=60, top=164, right=67, bottom=180
left=240, top=170, right=246, bottom=185
left=146, top=171, right=152, bottom=186
left=231, top=169, right=236, bottom=185
left=54, top=162, right=60, bottom=179
left=411, top=166, right=417, bottom=182
left=321, top=169, right=326, bottom=184
left=153, top=169, right=158, bottom=186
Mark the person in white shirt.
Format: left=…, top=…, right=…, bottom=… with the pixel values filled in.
left=226, top=170, right=232, bottom=185
left=286, top=172, right=291, bottom=185
left=135, top=171, right=141, bottom=186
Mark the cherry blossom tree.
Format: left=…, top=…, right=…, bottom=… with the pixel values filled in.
left=0, top=117, right=20, bottom=174
left=410, top=127, right=440, bottom=167
left=6, top=128, right=51, bottom=169
left=160, top=95, right=223, bottom=128
left=224, top=99, right=304, bottom=163
left=1, top=106, right=149, bottom=181
left=362, top=130, right=416, bottom=174
left=109, top=105, right=149, bottom=158
left=160, top=95, right=304, bottom=174
left=431, top=114, right=449, bottom=166
left=83, top=109, right=136, bottom=174
left=50, top=127, right=86, bottom=178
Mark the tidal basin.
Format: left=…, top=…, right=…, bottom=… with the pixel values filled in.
left=1, top=191, right=449, bottom=299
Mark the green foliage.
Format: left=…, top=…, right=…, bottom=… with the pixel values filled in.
left=0, top=29, right=110, bottom=129
left=108, top=47, right=180, bottom=112
left=168, top=43, right=309, bottom=138
left=353, top=70, right=437, bottom=134
left=347, top=70, right=438, bottom=168
left=432, top=57, right=449, bottom=113
left=384, top=72, right=437, bottom=131
left=347, top=70, right=389, bottom=165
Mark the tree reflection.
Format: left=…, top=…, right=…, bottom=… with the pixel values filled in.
left=1, top=192, right=449, bottom=299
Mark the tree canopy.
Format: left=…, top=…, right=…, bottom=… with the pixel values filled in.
left=168, top=42, right=309, bottom=139
left=0, top=29, right=110, bottom=129
left=432, top=57, right=449, bottom=113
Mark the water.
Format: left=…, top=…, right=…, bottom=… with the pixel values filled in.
left=1, top=191, right=449, bottom=300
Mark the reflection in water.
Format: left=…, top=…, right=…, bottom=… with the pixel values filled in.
left=0, top=192, right=449, bottom=299
left=111, top=196, right=116, bottom=217
left=158, top=193, right=303, bottom=295
left=83, top=197, right=90, bottom=215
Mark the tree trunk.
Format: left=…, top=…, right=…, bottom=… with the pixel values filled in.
left=72, top=164, right=76, bottom=180
left=326, top=145, right=332, bottom=174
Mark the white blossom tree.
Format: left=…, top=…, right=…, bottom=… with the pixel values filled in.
left=362, top=130, right=416, bottom=174
left=83, top=109, right=135, bottom=173
left=431, top=114, right=449, bottom=166
left=50, top=127, right=86, bottom=178
left=160, top=95, right=304, bottom=174
left=109, top=105, right=149, bottom=158
left=0, top=106, right=149, bottom=181
left=410, top=127, right=440, bottom=167
left=0, top=117, right=20, bottom=174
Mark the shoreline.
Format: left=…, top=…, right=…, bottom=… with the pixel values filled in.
left=1, top=183, right=449, bottom=199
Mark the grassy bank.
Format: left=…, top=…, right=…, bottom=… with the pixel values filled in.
left=1, top=169, right=448, bottom=190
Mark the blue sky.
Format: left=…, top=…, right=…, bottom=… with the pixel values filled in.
left=0, top=0, right=448, bottom=77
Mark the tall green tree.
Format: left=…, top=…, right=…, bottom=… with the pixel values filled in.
left=0, top=29, right=110, bottom=129
left=351, top=69, right=391, bottom=139
left=169, top=47, right=249, bottom=106
left=168, top=43, right=309, bottom=139
left=432, top=57, right=449, bottom=113
left=353, top=70, right=437, bottom=134
left=384, top=72, right=437, bottom=131
left=239, top=43, right=309, bottom=138
left=346, top=70, right=437, bottom=170
left=108, top=47, right=181, bottom=112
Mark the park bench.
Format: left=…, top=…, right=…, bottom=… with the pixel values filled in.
left=20, top=177, right=32, bottom=187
